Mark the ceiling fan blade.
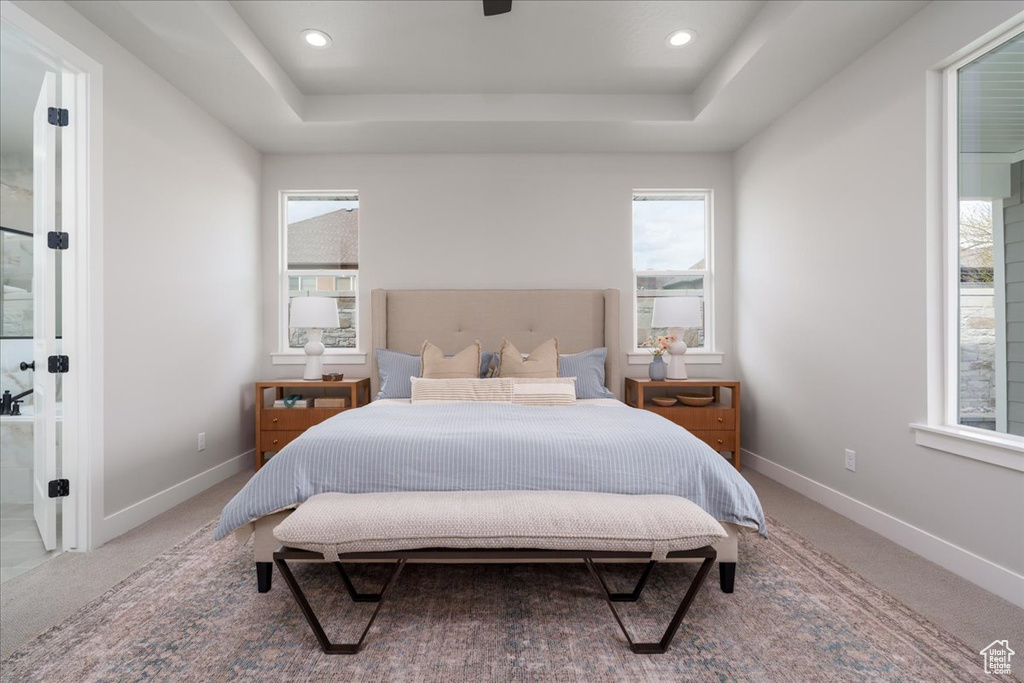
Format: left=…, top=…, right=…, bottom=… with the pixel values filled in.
left=482, top=0, right=512, bottom=16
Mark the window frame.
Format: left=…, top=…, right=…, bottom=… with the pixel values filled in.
left=630, top=189, right=718, bottom=361
left=274, top=190, right=364, bottom=363
left=912, top=25, right=1024, bottom=472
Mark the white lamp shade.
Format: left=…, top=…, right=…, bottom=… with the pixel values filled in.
left=651, top=297, right=702, bottom=328
left=290, top=296, right=340, bottom=328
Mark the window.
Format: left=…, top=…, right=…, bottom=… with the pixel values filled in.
left=632, top=191, right=713, bottom=352
left=950, top=31, right=1023, bottom=437
left=913, top=26, right=1024, bottom=472
left=281, top=193, right=359, bottom=351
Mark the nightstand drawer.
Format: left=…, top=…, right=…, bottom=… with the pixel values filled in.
left=691, top=430, right=736, bottom=452
left=260, top=430, right=305, bottom=452
left=261, top=409, right=315, bottom=431
left=649, top=406, right=735, bottom=430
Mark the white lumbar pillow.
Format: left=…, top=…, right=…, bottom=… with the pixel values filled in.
left=409, top=376, right=577, bottom=405
left=411, top=377, right=512, bottom=403
left=511, top=377, right=577, bottom=406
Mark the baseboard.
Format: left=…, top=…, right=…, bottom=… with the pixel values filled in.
left=743, top=448, right=1024, bottom=609
left=98, top=450, right=252, bottom=545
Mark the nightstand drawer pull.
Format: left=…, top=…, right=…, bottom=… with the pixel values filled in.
left=272, top=439, right=279, bottom=445
left=259, top=430, right=305, bottom=452
left=653, top=407, right=734, bottom=430
left=262, top=410, right=316, bottom=430
left=688, top=430, right=735, bottom=453
left=272, top=418, right=279, bottom=424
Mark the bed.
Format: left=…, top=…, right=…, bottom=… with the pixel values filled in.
left=217, top=288, right=765, bottom=593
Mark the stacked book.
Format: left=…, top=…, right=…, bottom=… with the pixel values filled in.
left=314, top=397, right=349, bottom=408
left=272, top=398, right=314, bottom=408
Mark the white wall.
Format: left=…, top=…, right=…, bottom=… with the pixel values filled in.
left=12, top=1, right=263, bottom=537
left=735, top=0, right=1024, bottom=587
left=260, top=154, right=735, bottom=384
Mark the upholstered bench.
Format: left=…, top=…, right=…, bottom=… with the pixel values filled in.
left=272, top=490, right=726, bottom=654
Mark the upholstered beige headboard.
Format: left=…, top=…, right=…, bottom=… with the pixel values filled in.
left=370, top=289, right=621, bottom=399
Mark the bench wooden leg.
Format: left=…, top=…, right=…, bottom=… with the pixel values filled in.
left=586, top=554, right=716, bottom=654
left=256, top=562, right=272, bottom=593
left=719, top=562, right=736, bottom=594
left=274, top=555, right=406, bottom=654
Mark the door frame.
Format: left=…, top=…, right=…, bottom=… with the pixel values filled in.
left=1, top=0, right=104, bottom=551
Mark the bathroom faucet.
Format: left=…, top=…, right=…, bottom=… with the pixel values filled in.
left=0, top=389, right=33, bottom=416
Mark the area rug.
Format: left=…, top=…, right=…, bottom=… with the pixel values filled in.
left=0, top=515, right=994, bottom=683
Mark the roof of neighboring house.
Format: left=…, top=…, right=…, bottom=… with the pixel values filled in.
left=637, top=270, right=705, bottom=291
left=288, top=209, right=358, bottom=268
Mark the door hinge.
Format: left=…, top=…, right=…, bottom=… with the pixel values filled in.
left=47, top=107, right=69, bottom=127
left=48, top=479, right=70, bottom=498
left=47, top=231, right=69, bottom=250
left=48, top=355, right=70, bottom=373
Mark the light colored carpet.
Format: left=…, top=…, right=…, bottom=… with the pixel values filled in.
left=1, top=513, right=994, bottom=682
left=1, top=468, right=1020, bottom=676
left=743, top=469, right=1024, bottom=653
left=0, top=471, right=252, bottom=659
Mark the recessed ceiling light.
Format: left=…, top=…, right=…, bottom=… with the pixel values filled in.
left=301, top=29, right=332, bottom=48
left=666, top=29, right=696, bottom=48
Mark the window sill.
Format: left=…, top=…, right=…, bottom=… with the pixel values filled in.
left=271, top=351, right=367, bottom=366
left=627, top=351, right=723, bottom=366
left=910, top=423, right=1024, bottom=472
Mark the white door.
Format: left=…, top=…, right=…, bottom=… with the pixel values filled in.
left=32, top=72, right=58, bottom=551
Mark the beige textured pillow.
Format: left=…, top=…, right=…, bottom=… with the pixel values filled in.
left=498, top=338, right=559, bottom=378
left=420, top=340, right=481, bottom=379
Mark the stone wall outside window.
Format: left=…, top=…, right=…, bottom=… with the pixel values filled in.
left=959, top=287, right=995, bottom=427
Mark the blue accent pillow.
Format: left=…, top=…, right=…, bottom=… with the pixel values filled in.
left=558, top=348, right=614, bottom=399
left=376, top=348, right=497, bottom=399
left=481, top=350, right=496, bottom=378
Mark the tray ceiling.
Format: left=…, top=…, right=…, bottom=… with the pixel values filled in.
left=67, top=0, right=929, bottom=153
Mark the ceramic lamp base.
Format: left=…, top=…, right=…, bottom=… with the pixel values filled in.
left=666, top=354, right=688, bottom=380
left=666, top=328, right=689, bottom=380
left=303, top=328, right=326, bottom=380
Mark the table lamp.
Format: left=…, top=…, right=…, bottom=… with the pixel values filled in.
left=651, top=297, right=702, bottom=380
left=290, top=296, right=340, bottom=380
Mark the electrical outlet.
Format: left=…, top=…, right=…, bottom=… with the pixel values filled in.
left=844, top=448, right=856, bottom=472
left=198, top=432, right=206, bottom=452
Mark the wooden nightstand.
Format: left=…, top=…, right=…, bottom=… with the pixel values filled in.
left=625, top=377, right=741, bottom=470
left=254, top=378, right=371, bottom=471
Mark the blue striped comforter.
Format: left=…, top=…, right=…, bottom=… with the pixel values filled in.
left=215, top=402, right=766, bottom=539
